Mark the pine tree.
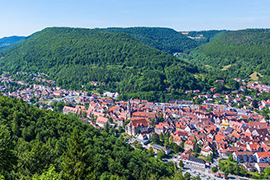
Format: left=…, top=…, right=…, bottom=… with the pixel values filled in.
left=61, top=128, right=88, bottom=180
left=0, top=125, right=17, bottom=175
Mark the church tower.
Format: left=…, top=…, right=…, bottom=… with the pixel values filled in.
left=126, top=99, right=131, bottom=120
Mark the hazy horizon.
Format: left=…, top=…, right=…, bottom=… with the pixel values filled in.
left=1, top=0, right=270, bottom=38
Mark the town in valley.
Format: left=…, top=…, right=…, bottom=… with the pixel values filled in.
left=2, top=72, right=270, bottom=179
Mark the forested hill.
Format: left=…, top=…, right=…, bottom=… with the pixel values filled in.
left=0, top=36, right=25, bottom=51
left=183, top=30, right=226, bottom=43
left=190, top=29, right=270, bottom=82
left=0, top=27, right=209, bottom=101
left=0, top=95, right=179, bottom=179
left=102, top=27, right=199, bottom=54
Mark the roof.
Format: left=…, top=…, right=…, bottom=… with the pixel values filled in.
left=131, top=118, right=149, bottom=128
left=132, top=111, right=156, bottom=119
left=175, top=130, right=188, bottom=136
left=248, top=144, right=260, bottom=151
left=234, top=151, right=253, bottom=157
left=188, top=156, right=206, bottom=164
left=256, top=152, right=270, bottom=158
left=96, top=116, right=108, bottom=124
left=225, top=127, right=234, bottom=133
left=152, top=144, right=163, bottom=150
left=257, top=163, right=270, bottom=168
left=248, top=121, right=268, bottom=129
left=201, top=147, right=212, bottom=152
left=185, top=140, right=195, bottom=145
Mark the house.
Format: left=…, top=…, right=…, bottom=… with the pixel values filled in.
left=251, top=129, right=269, bottom=139
left=233, top=151, right=254, bottom=163
left=224, top=127, right=234, bottom=135
left=201, top=146, right=213, bottom=157
left=173, top=135, right=183, bottom=146
left=184, top=140, right=195, bottom=151
left=152, top=144, right=171, bottom=154
left=114, top=118, right=124, bottom=127
left=248, top=121, right=268, bottom=129
left=242, top=162, right=256, bottom=172
left=247, top=144, right=262, bottom=153
left=254, top=152, right=270, bottom=163
left=135, top=134, right=151, bottom=145
left=213, top=93, right=221, bottom=99
left=155, top=123, right=168, bottom=134
left=63, top=106, right=78, bottom=114
left=96, top=116, right=109, bottom=128
left=255, top=163, right=270, bottom=174
left=53, top=91, right=61, bottom=96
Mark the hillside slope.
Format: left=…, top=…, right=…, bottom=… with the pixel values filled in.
left=190, top=29, right=270, bottom=82
left=0, top=36, right=25, bottom=51
left=103, top=27, right=199, bottom=54
left=0, top=95, right=177, bottom=179
left=0, top=27, right=208, bottom=101
left=182, top=30, right=226, bottom=43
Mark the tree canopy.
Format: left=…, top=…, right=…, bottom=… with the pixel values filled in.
left=0, top=95, right=176, bottom=179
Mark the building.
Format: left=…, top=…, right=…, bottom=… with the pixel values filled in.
left=63, top=106, right=78, bottom=114
left=155, top=123, right=169, bottom=134
left=201, top=146, right=213, bottom=157
left=135, top=134, right=151, bottom=145
left=233, top=151, right=254, bottom=163
left=96, top=116, right=109, bottom=128
left=125, top=118, right=150, bottom=136
left=126, top=99, right=131, bottom=120
left=254, top=152, right=270, bottom=163
left=152, top=144, right=171, bottom=154
left=187, top=156, right=206, bottom=168
left=255, top=163, right=270, bottom=173
left=184, top=140, right=195, bottom=151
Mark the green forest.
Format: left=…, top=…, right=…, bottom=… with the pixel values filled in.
left=0, top=95, right=185, bottom=179
left=102, top=27, right=199, bottom=54
left=190, top=29, right=270, bottom=83
left=2, top=27, right=270, bottom=102
left=0, top=36, right=25, bottom=51
left=183, top=30, right=225, bottom=43
left=0, top=27, right=212, bottom=102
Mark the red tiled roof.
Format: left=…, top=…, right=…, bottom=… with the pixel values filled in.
left=256, top=152, right=270, bottom=158
left=130, top=118, right=149, bottom=128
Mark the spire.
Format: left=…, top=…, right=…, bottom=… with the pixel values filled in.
left=126, top=99, right=131, bottom=120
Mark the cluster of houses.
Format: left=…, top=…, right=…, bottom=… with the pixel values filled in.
left=247, top=81, right=270, bottom=93
left=32, top=77, right=55, bottom=84
left=3, top=73, right=270, bottom=174
left=57, top=95, right=270, bottom=174
left=0, top=76, right=29, bottom=88
left=16, top=72, right=55, bottom=84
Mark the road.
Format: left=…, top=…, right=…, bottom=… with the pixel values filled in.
left=126, top=139, right=253, bottom=180
left=164, top=156, right=253, bottom=180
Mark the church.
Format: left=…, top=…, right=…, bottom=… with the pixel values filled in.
left=125, top=99, right=151, bottom=136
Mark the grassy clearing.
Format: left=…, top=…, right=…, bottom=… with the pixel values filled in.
left=221, top=64, right=233, bottom=71
left=205, top=65, right=212, bottom=69
left=194, top=73, right=205, bottom=80
left=250, top=72, right=263, bottom=81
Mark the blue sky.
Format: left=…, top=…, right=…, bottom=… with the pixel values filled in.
left=1, top=0, right=270, bottom=38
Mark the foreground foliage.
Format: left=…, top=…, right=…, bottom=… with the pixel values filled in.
left=0, top=95, right=176, bottom=179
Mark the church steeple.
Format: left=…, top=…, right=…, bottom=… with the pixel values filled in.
left=126, top=99, right=131, bottom=120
